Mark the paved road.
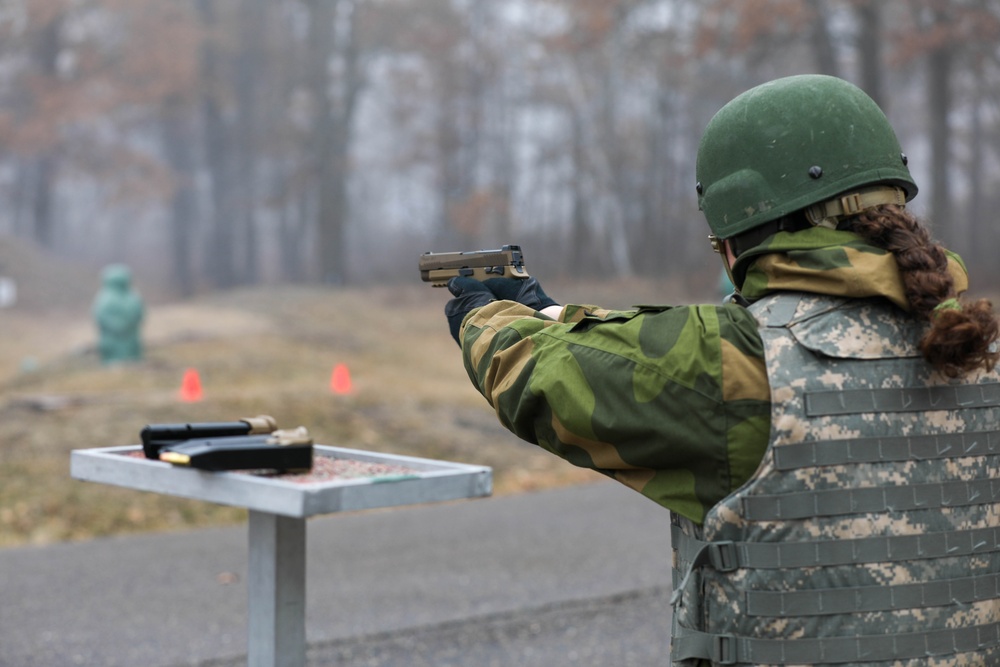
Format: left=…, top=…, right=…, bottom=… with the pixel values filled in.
left=0, top=482, right=674, bottom=667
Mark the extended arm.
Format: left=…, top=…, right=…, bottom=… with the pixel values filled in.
left=453, top=294, right=772, bottom=524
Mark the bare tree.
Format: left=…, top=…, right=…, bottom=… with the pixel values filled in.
left=924, top=4, right=955, bottom=234
left=305, top=0, right=364, bottom=284
left=161, top=93, right=199, bottom=297
left=196, top=0, right=239, bottom=288
left=854, top=0, right=885, bottom=107
left=807, top=0, right=840, bottom=76
left=4, top=0, right=1000, bottom=291
left=23, top=3, right=64, bottom=249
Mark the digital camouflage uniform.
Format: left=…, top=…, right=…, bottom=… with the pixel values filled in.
left=456, top=227, right=1000, bottom=666
left=669, top=288, right=1000, bottom=666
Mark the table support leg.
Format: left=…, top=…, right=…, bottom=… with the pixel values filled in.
left=248, top=511, right=306, bottom=667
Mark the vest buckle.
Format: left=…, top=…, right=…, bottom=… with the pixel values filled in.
left=711, top=634, right=737, bottom=664
left=709, top=541, right=739, bottom=572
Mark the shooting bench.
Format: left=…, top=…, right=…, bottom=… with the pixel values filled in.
left=70, top=445, right=492, bottom=667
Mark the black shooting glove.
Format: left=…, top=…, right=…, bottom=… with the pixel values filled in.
left=483, top=277, right=559, bottom=311
left=445, top=277, right=494, bottom=345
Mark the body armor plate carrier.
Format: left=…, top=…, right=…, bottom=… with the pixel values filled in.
left=671, top=292, right=1000, bottom=666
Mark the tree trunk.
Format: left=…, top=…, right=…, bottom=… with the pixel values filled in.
left=927, top=45, right=952, bottom=234
left=232, top=0, right=269, bottom=285
left=161, top=94, right=199, bottom=297
left=960, top=55, right=984, bottom=269
left=567, top=109, right=588, bottom=274
left=198, top=0, right=237, bottom=288
left=807, top=0, right=839, bottom=77
left=307, top=0, right=363, bottom=285
left=855, top=0, right=885, bottom=109
left=562, top=60, right=632, bottom=278
left=29, top=14, right=62, bottom=249
left=31, top=154, right=56, bottom=248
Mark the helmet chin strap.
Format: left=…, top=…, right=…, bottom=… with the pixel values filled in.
left=709, top=234, right=740, bottom=295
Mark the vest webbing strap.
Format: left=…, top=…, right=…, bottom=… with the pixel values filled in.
left=743, top=477, right=1000, bottom=520
left=773, top=430, right=1000, bottom=470
left=675, top=525, right=1000, bottom=571
left=747, top=570, right=1000, bottom=617
left=672, top=621, right=1000, bottom=665
left=805, top=382, right=1000, bottom=416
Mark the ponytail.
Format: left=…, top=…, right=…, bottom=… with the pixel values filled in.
left=849, top=204, right=999, bottom=378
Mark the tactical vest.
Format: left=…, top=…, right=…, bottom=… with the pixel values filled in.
left=670, top=292, right=1000, bottom=666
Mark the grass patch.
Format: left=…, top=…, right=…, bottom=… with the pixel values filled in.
left=1, top=283, right=637, bottom=547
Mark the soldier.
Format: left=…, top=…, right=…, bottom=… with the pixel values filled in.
left=444, top=75, right=1000, bottom=665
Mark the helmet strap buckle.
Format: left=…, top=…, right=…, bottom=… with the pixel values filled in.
left=840, top=192, right=866, bottom=216
left=805, top=186, right=906, bottom=228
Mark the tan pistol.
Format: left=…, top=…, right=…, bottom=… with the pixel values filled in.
left=419, top=244, right=530, bottom=287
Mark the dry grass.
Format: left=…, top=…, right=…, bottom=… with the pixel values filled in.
left=0, top=283, right=628, bottom=548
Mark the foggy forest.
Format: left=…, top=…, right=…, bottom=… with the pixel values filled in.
left=3, top=0, right=1000, bottom=296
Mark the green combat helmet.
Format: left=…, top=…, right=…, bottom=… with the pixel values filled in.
left=696, top=74, right=917, bottom=285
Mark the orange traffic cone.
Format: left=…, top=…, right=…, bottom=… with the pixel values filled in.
left=330, top=363, right=352, bottom=395
left=179, top=368, right=203, bottom=402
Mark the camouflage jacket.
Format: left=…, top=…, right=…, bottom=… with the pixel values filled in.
left=458, top=228, right=969, bottom=525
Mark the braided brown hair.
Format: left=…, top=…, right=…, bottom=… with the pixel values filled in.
left=848, top=204, right=999, bottom=378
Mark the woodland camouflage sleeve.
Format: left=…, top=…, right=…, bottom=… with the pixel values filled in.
left=459, top=299, right=771, bottom=523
